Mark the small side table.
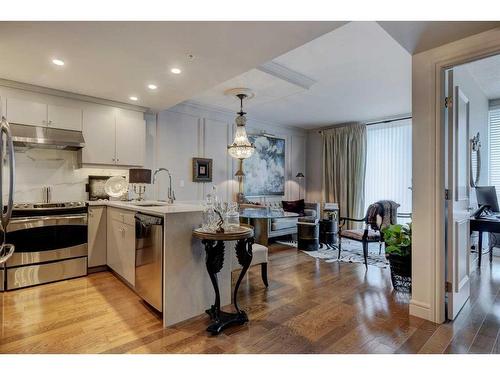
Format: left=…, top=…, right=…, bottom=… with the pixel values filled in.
left=193, top=225, right=254, bottom=335
left=320, top=219, right=338, bottom=249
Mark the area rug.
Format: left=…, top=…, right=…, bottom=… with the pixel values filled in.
left=276, top=239, right=389, bottom=268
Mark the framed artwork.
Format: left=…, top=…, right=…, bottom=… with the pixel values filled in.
left=192, top=158, right=213, bottom=182
left=243, top=134, right=285, bottom=196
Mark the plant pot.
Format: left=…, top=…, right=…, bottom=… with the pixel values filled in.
left=386, top=251, right=411, bottom=293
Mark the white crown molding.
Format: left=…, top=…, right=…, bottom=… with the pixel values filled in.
left=0, top=78, right=150, bottom=113
left=257, top=61, right=316, bottom=90
left=306, top=112, right=413, bottom=133
left=174, top=100, right=306, bottom=133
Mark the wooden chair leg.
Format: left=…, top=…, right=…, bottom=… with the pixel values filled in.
left=261, top=263, right=269, bottom=287
left=338, top=237, right=342, bottom=259
left=362, top=241, right=368, bottom=269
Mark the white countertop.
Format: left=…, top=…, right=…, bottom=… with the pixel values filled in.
left=87, top=200, right=203, bottom=215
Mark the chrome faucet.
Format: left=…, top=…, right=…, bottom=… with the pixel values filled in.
left=153, top=168, right=176, bottom=204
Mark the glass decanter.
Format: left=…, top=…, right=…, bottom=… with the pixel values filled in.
left=225, top=202, right=240, bottom=231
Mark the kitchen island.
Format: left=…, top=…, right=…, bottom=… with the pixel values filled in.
left=87, top=201, right=233, bottom=327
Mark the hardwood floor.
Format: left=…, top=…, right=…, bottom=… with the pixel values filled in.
left=1, top=244, right=499, bottom=354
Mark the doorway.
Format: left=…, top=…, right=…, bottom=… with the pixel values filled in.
left=443, top=53, right=500, bottom=321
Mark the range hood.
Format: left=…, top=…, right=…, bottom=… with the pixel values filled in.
left=10, top=123, right=85, bottom=151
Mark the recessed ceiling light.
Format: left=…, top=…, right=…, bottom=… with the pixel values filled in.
left=170, top=68, right=181, bottom=74
left=52, top=59, right=65, bottom=66
left=147, top=84, right=158, bottom=90
left=129, top=96, right=138, bottom=101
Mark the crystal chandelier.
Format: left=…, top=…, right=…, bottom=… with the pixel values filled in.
left=227, top=94, right=255, bottom=159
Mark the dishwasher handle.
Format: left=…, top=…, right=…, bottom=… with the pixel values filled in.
left=134, top=213, right=163, bottom=226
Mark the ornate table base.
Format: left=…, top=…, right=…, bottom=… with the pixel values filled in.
left=201, top=236, right=254, bottom=335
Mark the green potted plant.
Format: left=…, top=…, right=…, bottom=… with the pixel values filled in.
left=382, top=223, right=412, bottom=292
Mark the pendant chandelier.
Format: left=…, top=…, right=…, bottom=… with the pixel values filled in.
left=227, top=93, right=255, bottom=159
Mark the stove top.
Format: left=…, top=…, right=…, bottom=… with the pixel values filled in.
left=13, top=202, right=86, bottom=210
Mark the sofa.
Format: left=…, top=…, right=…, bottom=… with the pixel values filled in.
left=240, top=201, right=320, bottom=245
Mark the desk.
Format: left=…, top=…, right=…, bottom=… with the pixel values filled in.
left=470, top=216, right=500, bottom=267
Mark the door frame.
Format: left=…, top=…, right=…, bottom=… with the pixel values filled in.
left=412, top=27, right=500, bottom=323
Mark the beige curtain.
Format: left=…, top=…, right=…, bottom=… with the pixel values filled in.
left=322, top=122, right=367, bottom=228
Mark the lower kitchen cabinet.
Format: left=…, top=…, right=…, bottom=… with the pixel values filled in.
left=106, top=208, right=135, bottom=286
left=88, top=206, right=107, bottom=268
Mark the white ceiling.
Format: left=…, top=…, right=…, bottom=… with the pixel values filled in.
left=378, top=21, right=500, bottom=55
left=464, top=54, right=500, bottom=99
left=190, top=22, right=412, bottom=129
left=0, top=21, right=345, bottom=111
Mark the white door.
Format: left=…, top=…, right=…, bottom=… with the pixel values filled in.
left=446, top=69, right=471, bottom=320
left=115, top=109, right=145, bottom=166
left=82, top=108, right=116, bottom=165
left=6, top=97, right=47, bottom=127
left=48, top=104, right=82, bottom=131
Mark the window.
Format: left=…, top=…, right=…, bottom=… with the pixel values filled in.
left=364, top=118, right=412, bottom=215
left=489, top=108, right=500, bottom=192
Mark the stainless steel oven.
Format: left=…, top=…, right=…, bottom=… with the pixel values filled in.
left=3, top=202, right=88, bottom=290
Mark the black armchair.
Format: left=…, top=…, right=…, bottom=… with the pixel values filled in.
left=338, top=201, right=400, bottom=268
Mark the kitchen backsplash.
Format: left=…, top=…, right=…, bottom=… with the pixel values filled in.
left=7, top=148, right=142, bottom=203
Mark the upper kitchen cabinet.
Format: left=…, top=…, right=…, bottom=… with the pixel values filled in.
left=82, top=108, right=117, bottom=165
left=5, top=96, right=83, bottom=131
left=115, top=109, right=145, bottom=167
left=81, top=107, right=145, bottom=167
left=6, top=97, right=47, bottom=127
left=47, top=104, right=82, bottom=131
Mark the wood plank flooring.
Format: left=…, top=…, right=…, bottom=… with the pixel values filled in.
left=1, top=244, right=499, bottom=354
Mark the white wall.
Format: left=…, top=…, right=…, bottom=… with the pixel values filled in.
left=143, top=102, right=307, bottom=204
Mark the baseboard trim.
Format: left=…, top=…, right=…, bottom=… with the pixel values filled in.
left=88, top=265, right=109, bottom=274
left=409, top=299, right=433, bottom=321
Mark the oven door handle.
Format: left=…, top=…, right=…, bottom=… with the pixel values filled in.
left=8, top=214, right=88, bottom=230
left=10, top=214, right=87, bottom=223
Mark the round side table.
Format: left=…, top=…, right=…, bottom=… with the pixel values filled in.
left=193, top=224, right=254, bottom=335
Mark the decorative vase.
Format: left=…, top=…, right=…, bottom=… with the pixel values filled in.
left=386, top=248, right=412, bottom=293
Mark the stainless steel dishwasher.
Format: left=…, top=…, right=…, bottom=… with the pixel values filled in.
left=135, top=213, right=163, bottom=312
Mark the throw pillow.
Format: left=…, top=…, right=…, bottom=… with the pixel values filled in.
left=282, top=199, right=305, bottom=216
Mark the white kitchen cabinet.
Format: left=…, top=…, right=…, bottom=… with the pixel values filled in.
left=106, top=208, right=135, bottom=286
left=81, top=108, right=145, bottom=167
left=88, top=206, right=107, bottom=268
left=6, top=97, right=47, bottom=127
left=82, top=108, right=116, bottom=165
left=115, top=109, right=145, bottom=166
left=5, top=96, right=83, bottom=131
left=48, top=104, right=82, bottom=131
